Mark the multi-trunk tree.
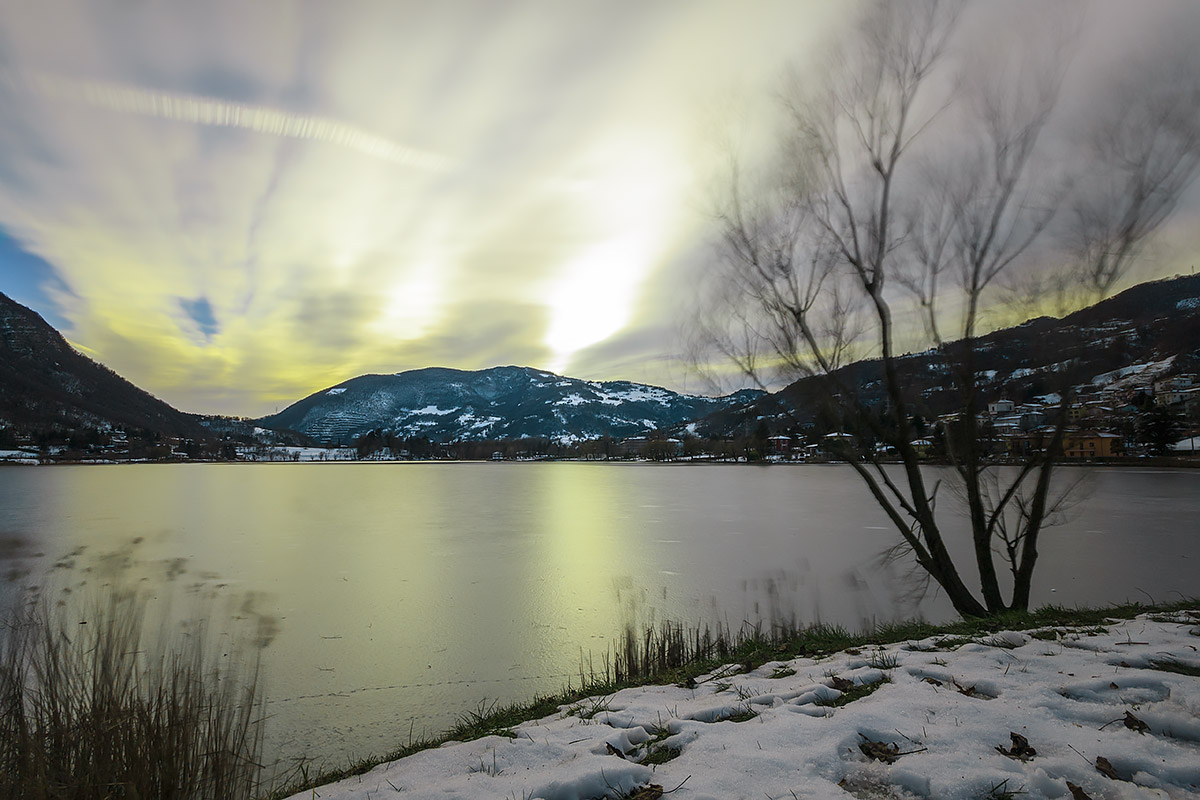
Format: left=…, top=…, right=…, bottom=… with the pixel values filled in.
left=696, top=0, right=1200, bottom=616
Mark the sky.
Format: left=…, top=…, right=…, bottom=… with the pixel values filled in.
left=0, top=1, right=1197, bottom=417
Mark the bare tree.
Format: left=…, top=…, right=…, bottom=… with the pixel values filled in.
left=1067, top=47, right=1200, bottom=301
left=695, top=0, right=1200, bottom=617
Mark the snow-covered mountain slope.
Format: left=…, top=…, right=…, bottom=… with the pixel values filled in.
left=257, top=366, right=761, bottom=443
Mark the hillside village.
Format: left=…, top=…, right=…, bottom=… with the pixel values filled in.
left=3, top=362, right=1196, bottom=465
left=751, top=364, right=1199, bottom=464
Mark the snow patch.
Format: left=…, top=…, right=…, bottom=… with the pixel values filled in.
left=602, top=386, right=673, bottom=405
left=410, top=405, right=458, bottom=416
left=290, top=613, right=1200, bottom=800
left=1091, top=357, right=1174, bottom=387
left=554, top=393, right=590, bottom=407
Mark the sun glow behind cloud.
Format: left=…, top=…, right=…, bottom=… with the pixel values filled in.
left=544, top=132, right=684, bottom=374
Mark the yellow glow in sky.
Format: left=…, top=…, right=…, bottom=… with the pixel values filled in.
left=544, top=131, right=683, bottom=373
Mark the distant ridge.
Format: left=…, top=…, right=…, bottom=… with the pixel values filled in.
left=686, top=273, right=1200, bottom=437
left=0, top=292, right=204, bottom=438
left=257, top=365, right=763, bottom=443
left=4, top=272, right=1197, bottom=447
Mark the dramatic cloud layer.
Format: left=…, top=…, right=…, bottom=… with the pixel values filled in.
left=0, top=1, right=1195, bottom=415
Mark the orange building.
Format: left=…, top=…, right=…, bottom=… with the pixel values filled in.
left=1061, top=431, right=1121, bottom=460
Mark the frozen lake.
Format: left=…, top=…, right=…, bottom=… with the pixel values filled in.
left=1, top=462, right=1197, bottom=768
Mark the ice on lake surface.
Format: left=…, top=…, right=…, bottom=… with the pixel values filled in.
left=1, top=462, right=1197, bottom=768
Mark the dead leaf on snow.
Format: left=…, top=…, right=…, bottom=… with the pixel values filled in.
left=858, top=735, right=900, bottom=764
left=1095, top=756, right=1120, bottom=780
left=922, top=677, right=943, bottom=687
left=1066, top=781, right=1093, bottom=800
left=605, top=742, right=627, bottom=759
left=1122, top=711, right=1149, bottom=735
left=995, top=732, right=1037, bottom=761
left=830, top=676, right=854, bottom=692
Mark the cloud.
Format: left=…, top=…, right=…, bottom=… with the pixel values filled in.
left=0, top=0, right=1195, bottom=417
left=12, top=70, right=454, bottom=172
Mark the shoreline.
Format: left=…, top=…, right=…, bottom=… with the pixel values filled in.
left=4, top=455, right=1199, bottom=469
left=267, top=600, right=1200, bottom=800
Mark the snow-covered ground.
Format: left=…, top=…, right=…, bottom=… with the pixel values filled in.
left=1090, top=358, right=1176, bottom=392
left=0, top=448, right=38, bottom=464
left=288, top=611, right=1200, bottom=800
left=240, top=446, right=358, bottom=461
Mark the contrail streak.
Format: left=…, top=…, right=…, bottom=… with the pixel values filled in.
left=10, top=69, right=453, bottom=172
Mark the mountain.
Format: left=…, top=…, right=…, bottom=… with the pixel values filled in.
left=7, top=271, right=1196, bottom=449
left=687, top=274, right=1200, bottom=437
left=0, top=292, right=205, bottom=438
left=257, top=366, right=763, bottom=443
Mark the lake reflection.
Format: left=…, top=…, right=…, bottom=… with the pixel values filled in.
left=1, top=462, right=1197, bottom=767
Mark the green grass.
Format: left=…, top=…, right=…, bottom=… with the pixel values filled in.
left=636, top=725, right=682, bottom=766
left=917, top=635, right=973, bottom=651
left=639, top=744, right=682, bottom=766
left=566, top=693, right=615, bottom=721
left=268, top=598, right=1199, bottom=798
left=978, top=634, right=1021, bottom=649
left=866, top=649, right=900, bottom=669
left=817, top=677, right=891, bottom=708
left=720, top=705, right=758, bottom=723
left=1031, top=624, right=1108, bottom=642
left=453, top=700, right=525, bottom=739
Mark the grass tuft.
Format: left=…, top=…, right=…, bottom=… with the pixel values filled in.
left=866, top=649, right=899, bottom=670
left=817, top=677, right=891, bottom=708
left=0, top=589, right=266, bottom=800
left=639, top=743, right=682, bottom=766
left=978, top=634, right=1021, bottom=649
left=721, top=704, right=758, bottom=723
left=565, top=694, right=613, bottom=721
